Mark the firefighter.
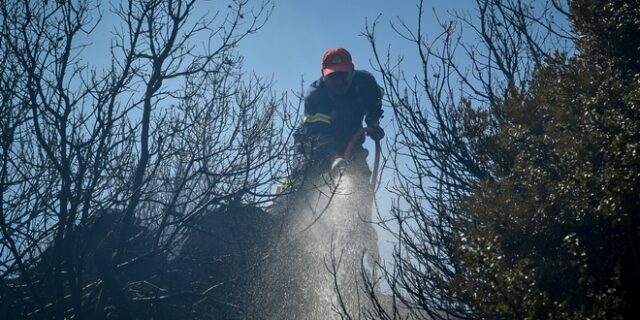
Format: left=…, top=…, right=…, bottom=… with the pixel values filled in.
left=296, top=47, right=384, bottom=175
left=276, top=47, right=384, bottom=197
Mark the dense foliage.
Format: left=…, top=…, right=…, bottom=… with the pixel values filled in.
left=453, top=1, right=639, bottom=319
left=362, top=1, right=639, bottom=319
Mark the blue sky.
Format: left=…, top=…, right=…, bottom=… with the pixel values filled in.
left=82, top=0, right=473, bottom=112
left=239, top=0, right=468, bottom=96
left=85, top=0, right=470, bottom=107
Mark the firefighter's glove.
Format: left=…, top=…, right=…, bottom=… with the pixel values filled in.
left=367, top=125, right=385, bottom=141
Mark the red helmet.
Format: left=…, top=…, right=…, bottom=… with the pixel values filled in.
left=321, top=48, right=354, bottom=77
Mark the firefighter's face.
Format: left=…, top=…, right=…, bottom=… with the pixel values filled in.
left=323, top=71, right=354, bottom=95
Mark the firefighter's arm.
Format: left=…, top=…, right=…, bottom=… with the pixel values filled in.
left=301, top=88, right=332, bottom=137
left=296, top=88, right=334, bottom=157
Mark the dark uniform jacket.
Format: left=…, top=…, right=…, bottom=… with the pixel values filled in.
left=297, top=70, right=384, bottom=159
